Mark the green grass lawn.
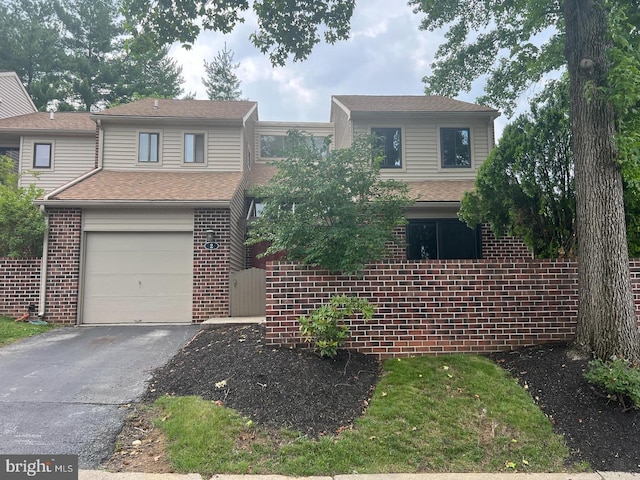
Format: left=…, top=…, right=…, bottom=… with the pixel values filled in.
left=154, top=354, right=576, bottom=476
left=0, top=315, right=55, bottom=347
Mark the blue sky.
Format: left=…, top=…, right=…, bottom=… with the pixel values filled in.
left=168, top=0, right=540, bottom=138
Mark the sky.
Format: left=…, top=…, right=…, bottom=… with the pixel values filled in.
left=167, top=0, right=534, bottom=138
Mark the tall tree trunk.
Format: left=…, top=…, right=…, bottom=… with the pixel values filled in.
left=564, top=0, right=640, bottom=361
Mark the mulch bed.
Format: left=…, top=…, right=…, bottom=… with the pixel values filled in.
left=489, top=344, right=640, bottom=472
left=116, top=325, right=640, bottom=472
left=143, top=323, right=381, bottom=437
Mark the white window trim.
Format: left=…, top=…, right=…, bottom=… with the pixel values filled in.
left=136, top=130, right=162, bottom=165
left=436, top=124, right=475, bottom=172
left=368, top=124, right=407, bottom=172
left=181, top=131, right=208, bottom=166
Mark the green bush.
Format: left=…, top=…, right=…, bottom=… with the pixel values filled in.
left=298, top=295, right=374, bottom=358
left=584, top=357, right=640, bottom=410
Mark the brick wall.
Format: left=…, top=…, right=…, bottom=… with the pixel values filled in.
left=265, top=259, right=607, bottom=358
left=0, top=258, right=41, bottom=318
left=192, top=208, right=232, bottom=320
left=43, top=208, right=82, bottom=324
left=481, top=225, right=533, bottom=259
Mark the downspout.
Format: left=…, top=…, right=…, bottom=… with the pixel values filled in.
left=38, top=205, right=49, bottom=319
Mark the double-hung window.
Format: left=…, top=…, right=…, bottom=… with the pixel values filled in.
left=440, top=127, right=471, bottom=168
left=138, top=132, right=159, bottom=163
left=33, top=143, right=52, bottom=168
left=372, top=127, right=402, bottom=168
left=184, top=133, right=205, bottom=163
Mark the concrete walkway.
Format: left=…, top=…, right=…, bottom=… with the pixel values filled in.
left=79, top=470, right=640, bottom=480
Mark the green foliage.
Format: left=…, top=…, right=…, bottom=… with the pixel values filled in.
left=459, top=80, right=575, bottom=258
left=0, top=183, right=46, bottom=257
left=298, top=295, right=374, bottom=358
left=247, top=131, right=412, bottom=275
left=0, top=316, right=54, bottom=347
left=0, top=156, right=19, bottom=188
left=202, top=43, right=243, bottom=101
left=122, top=0, right=355, bottom=66
left=584, top=357, right=640, bottom=410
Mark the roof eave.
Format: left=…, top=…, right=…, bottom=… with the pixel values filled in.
left=36, top=199, right=232, bottom=208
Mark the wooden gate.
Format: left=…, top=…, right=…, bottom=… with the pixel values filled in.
left=230, top=268, right=266, bottom=317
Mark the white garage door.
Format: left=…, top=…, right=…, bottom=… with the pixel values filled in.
left=82, top=232, right=193, bottom=324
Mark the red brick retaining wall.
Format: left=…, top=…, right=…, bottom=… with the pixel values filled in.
left=0, top=258, right=41, bottom=318
left=265, top=260, right=640, bottom=358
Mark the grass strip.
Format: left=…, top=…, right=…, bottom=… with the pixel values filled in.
left=155, top=354, right=573, bottom=476
left=0, top=316, right=55, bottom=347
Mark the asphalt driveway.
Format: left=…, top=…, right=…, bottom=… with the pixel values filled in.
left=0, top=325, right=198, bottom=468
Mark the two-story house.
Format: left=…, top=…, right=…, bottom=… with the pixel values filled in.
left=11, top=94, right=501, bottom=326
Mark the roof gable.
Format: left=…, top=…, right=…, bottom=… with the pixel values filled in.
left=0, top=72, right=37, bottom=119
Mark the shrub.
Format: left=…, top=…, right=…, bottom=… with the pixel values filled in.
left=584, top=357, right=640, bottom=411
left=298, top=295, right=375, bottom=358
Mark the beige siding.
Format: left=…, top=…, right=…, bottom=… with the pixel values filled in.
left=101, top=123, right=244, bottom=171
left=243, top=109, right=258, bottom=171
left=229, top=176, right=248, bottom=272
left=18, top=135, right=96, bottom=193
left=330, top=107, right=352, bottom=150
left=353, top=115, right=495, bottom=181
left=0, top=73, right=36, bottom=119
left=83, top=208, right=193, bottom=232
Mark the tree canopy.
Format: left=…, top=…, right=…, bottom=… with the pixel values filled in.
left=202, top=44, right=243, bottom=101
left=247, top=131, right=412, bottom=275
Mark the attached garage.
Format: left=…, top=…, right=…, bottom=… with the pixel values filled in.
left=80, top=210, right=194, bottom=324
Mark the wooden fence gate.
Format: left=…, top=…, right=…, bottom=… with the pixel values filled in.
left=230, top=268, right=266, bottom=317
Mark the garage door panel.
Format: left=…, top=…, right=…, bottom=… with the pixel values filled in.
left=82, top=232, right=193, bottom=324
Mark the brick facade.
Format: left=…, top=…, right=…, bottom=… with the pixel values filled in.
left=43, top=208, right=82, bottom=324
left=192, top=208, right=232, bottom=320
left=0, top=257, right=41, bottom=318
left=264, top=260, right=640, bottom=358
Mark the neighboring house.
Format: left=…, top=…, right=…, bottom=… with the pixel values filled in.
left=7, top=94, right=503, bottom=325
left=0, top=112, right=96, bottom=192
left=0, top=71, right=38, bottom=166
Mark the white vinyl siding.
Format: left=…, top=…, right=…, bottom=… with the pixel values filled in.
left=18, top=135, right=96, bottom=193
left=102, top=123, right=244, bottom=171
left=81, top=231, right=193, bottom=324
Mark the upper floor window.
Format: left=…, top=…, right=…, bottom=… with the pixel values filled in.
left=260, top=134, right=328, bottom=159
left=440, top=127, right=471, bottom=168
left=33, top=143, right=52, bottom=169
left=138, top=132, right=159, bottom=162
left=372, top=127, right=402, bottom=168
left=184, top=133, right=205, bottom=163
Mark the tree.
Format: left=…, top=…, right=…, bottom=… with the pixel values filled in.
left=122, top=0, right=355, bottom=66
left=247, top=131, right=412, bottom=275
left=409, top=0, right=640, bottom=361
left=202, top=44, right=242, bottom=101
left=459, top=80, right=576, bottom=258
left=0, top=159, right=45, bottom=257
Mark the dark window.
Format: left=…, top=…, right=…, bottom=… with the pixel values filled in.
left=372, top=127, right=402, bottom=168
left=407, top=219, right=481, bottom=260
left=33, top=143, right=52, bottom=168
left=440, top=128, right=471, bottom=168
left=259, top=134, right=327, bottom=158
left=184, top=133, right=205, bottom=163
left=138, top=132, right=159, bottom=162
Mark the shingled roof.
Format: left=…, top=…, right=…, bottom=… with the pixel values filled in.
left=0, top=112, right=95, bottom=133
left=94, top=98, right=257, bottom=121
left=332, top=95, right=499, bottom=116
left=246, top=163, right=473, bottom=202
left=46, top=170, right=244, bottom=204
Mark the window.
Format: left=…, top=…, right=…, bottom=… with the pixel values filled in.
left=138, top=132, right=159, bottom=162
left=259, top=134, right=328, bottom=159
left=407, top=219, right=481, bottom=260
left=33, top=143, right=52, bottom=168
left=372, top=127, right=402, bottom=168
left=440, top=128, right=471, bottom=168
left=184, top=133, right=205, bottom=163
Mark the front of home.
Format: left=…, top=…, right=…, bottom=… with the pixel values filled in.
left=1, top=86, right=520, bottom=326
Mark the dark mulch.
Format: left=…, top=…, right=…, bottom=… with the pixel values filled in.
left=489, top=344, right=640, bottom=472
left=139, top=325, right=640, bottom=472
left=143, top=323, right=381, bottom=437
